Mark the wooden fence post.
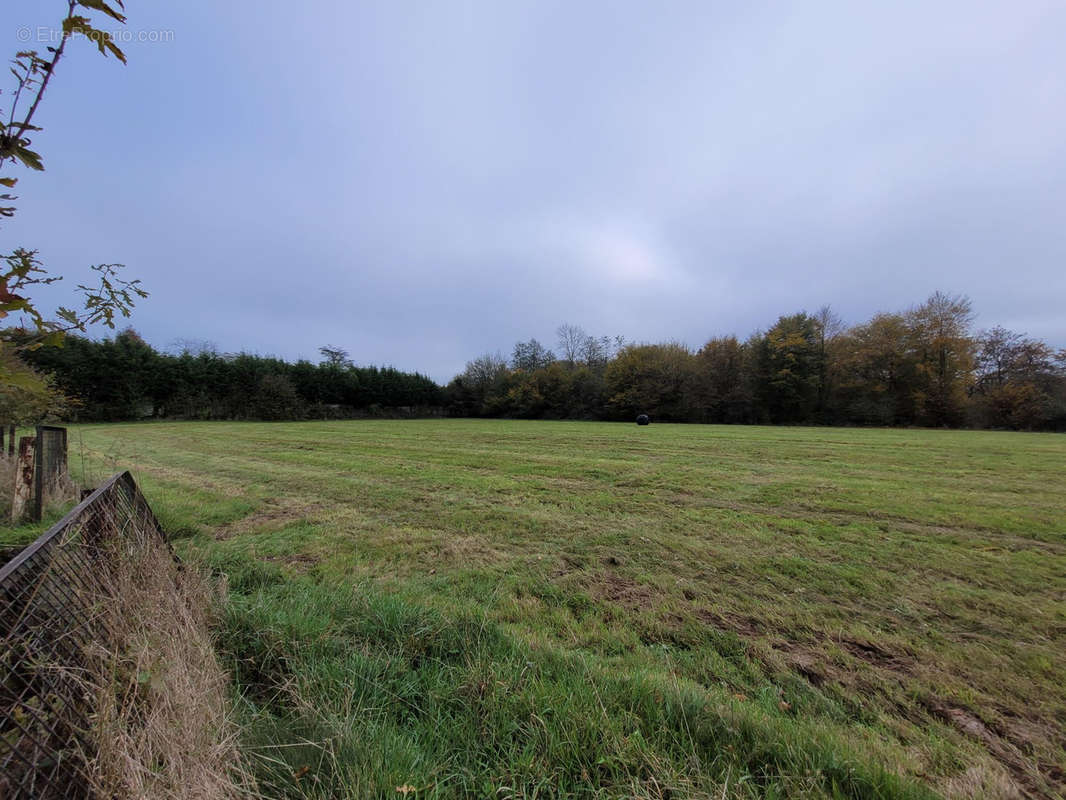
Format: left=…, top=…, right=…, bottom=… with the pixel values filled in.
left=11, top=436, right=35, bottom=523
left=33, top=428, right=43, bottom=523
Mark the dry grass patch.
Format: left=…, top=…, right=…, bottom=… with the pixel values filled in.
left=214, top=497, right=324, bottom=540
left=436, top=533, right=509, bottom=566
left=0, top=455, right=15, bottom=520
left=76, top=527, right=250, bottom=800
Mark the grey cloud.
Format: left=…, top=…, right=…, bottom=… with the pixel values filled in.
left=4, top=0, right=1064, bottom=382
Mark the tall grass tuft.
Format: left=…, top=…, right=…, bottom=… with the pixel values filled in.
left=73, top=526, right=252, bottom=799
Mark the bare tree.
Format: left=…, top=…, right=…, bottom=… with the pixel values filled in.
left=813, top=305, right=845, bottom=417
left=168, top=338, right=219, bottom=356
left=974, top=326, right=1059, bottom=391
left=556, top=323, right=587, bottom=366
left=579, top=335, right=608, bottom=367
left=461, top=352, right=508, bottom=389
left=814, top=305, right=845, bottom=343
left=511, top=339, right=555, bottom=372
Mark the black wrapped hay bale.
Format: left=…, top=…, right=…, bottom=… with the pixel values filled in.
left=636, top=414, right=650, bottom=426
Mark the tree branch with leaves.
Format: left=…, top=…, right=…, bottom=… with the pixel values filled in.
left=0, top=0, right=146, bottom=388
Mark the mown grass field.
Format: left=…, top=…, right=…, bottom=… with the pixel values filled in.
left=20, top=421, right=1066, bottom=798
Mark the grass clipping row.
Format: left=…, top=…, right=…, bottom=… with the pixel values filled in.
left=72, top=520, right=247, bottom=798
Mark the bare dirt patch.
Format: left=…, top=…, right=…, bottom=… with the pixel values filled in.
left=760, top=630, right=917, bottom=687
left=838, top=636, right=915, bottom=674
left=552, top=553, right=588, bottom=576
left=922, top=698, right=1057, bottom=800
left=766, top=637, right=1061, bottom=796
left=690, top=611, right=914, bottom=693
left=780, top=645, right=830, bottom=687
left=697, top=617, right=919, bottom=703
left=588, top=572, right=657, bottom=612
left=696, top=609, right=764, bottom=639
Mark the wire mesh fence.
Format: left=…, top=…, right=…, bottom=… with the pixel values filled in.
left=0, top=471, right=167, bottom=799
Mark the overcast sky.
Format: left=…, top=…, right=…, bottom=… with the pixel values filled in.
left=5, top=1, right=1065, bottom=381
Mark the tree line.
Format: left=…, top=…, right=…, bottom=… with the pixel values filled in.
left=6, top=291, right=1065, bottom=430
left=11, top=331, right=443, bottom=422
left=448, top=293, right=1066, bottom=431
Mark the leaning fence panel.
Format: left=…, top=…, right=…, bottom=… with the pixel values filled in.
left=0, top=471, right=166, bottom=799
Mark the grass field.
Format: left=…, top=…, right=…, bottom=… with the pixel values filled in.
left=15, top=420, right=1066, bottom=798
